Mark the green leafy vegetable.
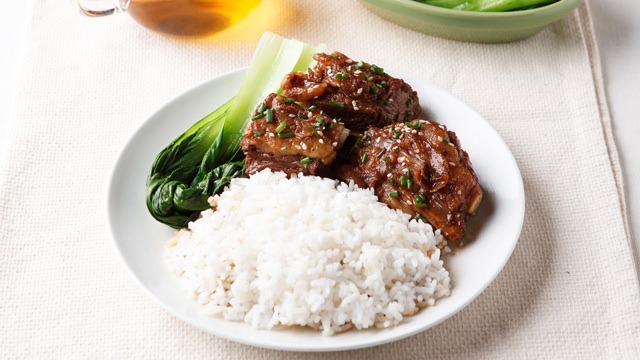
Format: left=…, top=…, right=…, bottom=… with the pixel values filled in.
left=146, top=33, right=324, bottom=228
left=416, top=0, right=558, bottom=11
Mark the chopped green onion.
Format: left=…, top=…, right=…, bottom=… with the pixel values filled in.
left=300, top=156, right=312, bottom=165
left=251, top=112, right=265, bottom=121
left=443, top=138, right=450, bottom=144
left=379, top=80, right=387, bottom=87
left=390, top=190, right=399, bottom=198
left=313, top=116, right=325, bottom=127
left=280, top=146, right=288, bottom=151
left=356, top=61, right=365, bottom=69
left=278, top=132, right=293, bottom=138
left=329, top=100, right=345, bottom=108
left=400, top=175, right=408, bottom=187
left=307, top=105, right=317, bottom=111
left=257, top=102, right=267, bottom=113
left=370, top=85, right=380, bottom=95
left=376, top=148, right=387, bottom=158
left=313, top=129, right=320, bottom=137
left=414, top=194, right=427, bottom=208
left=283, top=97, right=294, bottom=103
left=412, top=121, right=422, bottom=129
left=361, top=153, right=369, bottom=164
left=383, top=156, right=391, bottom=162
left=407, top=178, right=414, bottom=189
left=335, top=72, right=349, bottom=79
left=326, top=122, right=334, bottom=129
left=275, top=120, right=287, bottom=133
left=406, top=98, right=414, bottom=106
left=265, top=108, right=274, bottom=123
left=414, top=214, right=427, bottom=223
left=330, top=53, right=340, bottom=59
left=389, top=178, right=396, bottom=186
left=253, top=129, right=262, bottom=137
left=370, top=64, right=385, bottom=75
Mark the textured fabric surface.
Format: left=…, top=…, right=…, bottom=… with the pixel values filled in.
left=1, top=0, right=639, bottom=358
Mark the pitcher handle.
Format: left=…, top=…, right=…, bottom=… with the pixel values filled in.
left=72, top=0, right=129, bottom=17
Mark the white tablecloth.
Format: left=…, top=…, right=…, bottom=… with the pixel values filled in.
left=1, top=0, right=639, bottom=358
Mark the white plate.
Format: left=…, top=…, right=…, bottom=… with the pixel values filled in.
left=107, top=68, right=525, bottom=352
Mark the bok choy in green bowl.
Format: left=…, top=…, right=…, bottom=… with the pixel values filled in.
left=358, top=0, right=583, bottom=42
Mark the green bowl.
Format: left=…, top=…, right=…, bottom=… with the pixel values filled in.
left=358, top=0, right=583, bottom=43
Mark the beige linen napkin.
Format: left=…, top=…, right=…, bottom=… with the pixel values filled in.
left=1, top=0, right=638, bottom=358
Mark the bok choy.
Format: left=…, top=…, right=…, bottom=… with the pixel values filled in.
left=416, top=0, right=559, bottom=11
left=146, top=33, right=324, bottom=228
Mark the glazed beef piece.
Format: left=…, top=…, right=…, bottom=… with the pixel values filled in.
left=281, top=52, right=422, bottom=133
left=335, top=120, right=482, bottom=240
left=241, top=93, right=349, bottom=176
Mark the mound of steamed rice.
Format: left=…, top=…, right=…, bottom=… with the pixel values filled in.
left=166, top=169, right=451, bottom=335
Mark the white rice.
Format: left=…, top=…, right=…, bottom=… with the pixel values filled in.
left=166, top=169, right=450, bottom=335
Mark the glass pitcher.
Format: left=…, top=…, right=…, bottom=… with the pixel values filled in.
left=73, top=0, right=261, bottom=37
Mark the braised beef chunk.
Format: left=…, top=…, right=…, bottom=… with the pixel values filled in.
left=335, top=120, right=482, bottom=240
left=241, top=93, right=349, bottom=176
left=281, top=52, right=421, bottom=133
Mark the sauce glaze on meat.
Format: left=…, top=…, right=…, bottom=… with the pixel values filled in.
left=281, top=52, right=422, bottom=133
left=335, top=120, right=483, bottom=240
left=241, top=52, right=483, bottom=240
left=241, top=93, right=348, bottom=176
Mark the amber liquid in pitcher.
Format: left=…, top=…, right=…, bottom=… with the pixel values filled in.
left=127, top=0, right=261, bottom=37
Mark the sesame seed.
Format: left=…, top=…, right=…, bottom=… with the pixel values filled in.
left=332, top=142, right=338, bottom=146
left=449, top=162, right=455, bottom=166
left=295, top=145, right=301, bottom=150
left=301, top=142, right=308, bottom=150
left=352, top=100, right=359, bottom=111
left=357, top=88, right=363, bottom=94
left=396, top=140, right=401, bottom=144
left=437, top=136, right=443, bottom=142
left=398, top=156, right=406, bottom=162
left=313, top=96, right=318, bottom=99
left=411, top=129, right=417, bottom=134
left=418, top=132, right=424, bottom=136
left=288, top=114, right=295, bottom=118
left=307, top=111, right=313, bottom=118
left=439, top=125, right=445, bottom=129
left=448, top=142, right=455, bottom=147
left=354, top=70, right=362, bottom=75
left=319, top=139, right=324, bottom=144
left=457, top=190, right=462, bottom=195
